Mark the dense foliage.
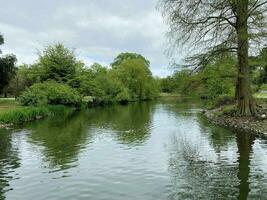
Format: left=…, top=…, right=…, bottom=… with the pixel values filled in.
left=111, top=52, right=150, bottom=68
left=37, top=43, right=82, bottom=83
left=159, top=53, right=247, bottom=100
left=2, top=40, right=266, bottom=110
left=18, top=82, right=82, bottom=107
left=111, top=55, right=159, bottom=101
left=2, top=43, right=159, bottom=106
left=72, top=54, right=159, bottom=104
left=250, top=47, right=267, bottom=87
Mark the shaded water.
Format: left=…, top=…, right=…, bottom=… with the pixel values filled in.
left=0, top=99, right=267, bottom=200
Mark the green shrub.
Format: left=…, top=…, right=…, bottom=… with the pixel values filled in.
left=18, top=82, right=82, bottom=107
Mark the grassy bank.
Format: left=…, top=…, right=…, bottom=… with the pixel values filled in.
left=159, top=93, right=181, bottom=98
left=0, top=98, right=21, bottom=111
left=0, top=104, right=75, bottom=126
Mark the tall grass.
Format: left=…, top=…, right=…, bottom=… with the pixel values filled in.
left=0, top=105, right=75, bottom=125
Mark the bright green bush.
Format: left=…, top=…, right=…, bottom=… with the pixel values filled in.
left=18, top=82, right=82, bottom=107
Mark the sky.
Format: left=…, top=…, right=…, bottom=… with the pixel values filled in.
left=0, top=0, right=179, bottom=77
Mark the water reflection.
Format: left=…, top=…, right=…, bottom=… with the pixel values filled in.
left=168, top=113, right=262, bottom=200
left=25, top=113, right=90, bottom=170
left=198, top=115, right=236, bottom=153
left=199, top=114, right=259, bottom=199
left=23, top=102, right=155, bottom=171
left=168, top=133, right=239, bottom=199
left=0, top=129, right=20, bottom=200
left=0, top=100, right=266, bottom=200
left=236, top=132, right=255, bottom=200
left=85, top=102, right=155, bottom=145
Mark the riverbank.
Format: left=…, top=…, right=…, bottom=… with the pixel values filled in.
left=0, top=96, right=155, bottom=128
left=204, top=104, right=267, bottom=137
left=0, top=104, right=76, bottom=128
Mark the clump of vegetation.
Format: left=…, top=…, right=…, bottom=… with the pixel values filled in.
left=0, top=105, right=74, bottom=125
left=111, top=55, right=159, bottom=101
left=64, top=52, right=159, bottom=104
left=18, top=82, right=82, bottom=107
left=4, top=44, right=159, bottom=106
left=160, top=54, right=236, bottom=100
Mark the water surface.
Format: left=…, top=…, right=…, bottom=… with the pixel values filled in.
left=0, top=99, right=267, bottom=200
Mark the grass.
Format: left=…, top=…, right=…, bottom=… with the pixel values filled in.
left=0, top=98, right=21, bottom=111
left=159, top=93, right=181, bottom=97
left=254, top=84, right=267, bottom=99
left=0, top=98, right=76, bottom=125
left=254, top=92, right=267, bottom=99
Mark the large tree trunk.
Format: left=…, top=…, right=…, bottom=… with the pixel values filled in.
left=235, top=0, right=256, bottom=116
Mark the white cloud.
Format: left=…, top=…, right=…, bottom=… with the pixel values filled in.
left=0, top=0, right=179, bottom=77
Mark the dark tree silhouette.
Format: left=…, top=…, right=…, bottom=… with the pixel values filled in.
left=0, top=34, right=17, bottom=97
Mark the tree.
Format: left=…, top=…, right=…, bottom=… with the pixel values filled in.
left=0, top=34, right=17, bottom=97
left=38, top=43, right=79, bottom=83
left=0, top=55, right=17, bottom=97
left=111, top=52, right=150, bottom=69
left=160, top=76, right=176, bottom=93
left=112, top=57, right=158, bottom=100
left=159, top=0, right=267, bottom=116
left=7, top=64, right=42, bottom=97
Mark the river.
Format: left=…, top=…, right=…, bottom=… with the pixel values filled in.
left=0, top=99, right=267, bottom=200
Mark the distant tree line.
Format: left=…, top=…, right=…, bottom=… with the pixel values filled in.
left=0, top=35, right=159, bottom=106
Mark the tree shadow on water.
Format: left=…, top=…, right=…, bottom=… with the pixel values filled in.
left=85, top=101, right=156, bottom=146
left=167, top=129, right=257, bottom=200
left=0, top=129, right=20, bottom=200
left=25, top=112, right=90, bottom=170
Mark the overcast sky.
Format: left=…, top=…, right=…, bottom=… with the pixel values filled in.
left=0, top=0, right=180, bottom=77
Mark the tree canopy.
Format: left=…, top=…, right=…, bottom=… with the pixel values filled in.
left=9, top=44, right=159, bottom=104
left=111, top=52, right=150, bottom=68
left=37, top=43, right=81, bottom=83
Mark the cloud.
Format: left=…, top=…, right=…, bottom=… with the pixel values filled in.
left=0, top=0, right=178, bottom=76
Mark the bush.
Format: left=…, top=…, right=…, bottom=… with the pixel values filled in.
left=18, top=82, right=82, bottom=107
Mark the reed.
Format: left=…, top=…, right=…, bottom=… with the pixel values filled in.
left=0, top=105, right=75, bottom=125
